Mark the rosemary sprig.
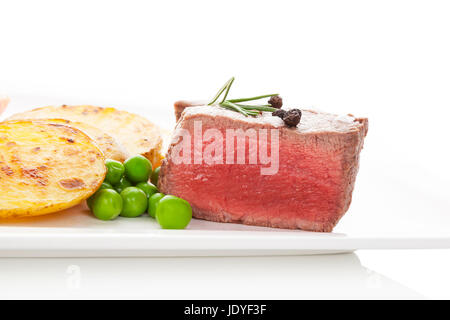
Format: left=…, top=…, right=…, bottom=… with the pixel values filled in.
left=208, top=78, right=278, bottom=117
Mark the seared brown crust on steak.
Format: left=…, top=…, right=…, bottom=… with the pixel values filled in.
left=160, top=103, right=368, bottom=232
left=174, top=100, right=205, bottom=122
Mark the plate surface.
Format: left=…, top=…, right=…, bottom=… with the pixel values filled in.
left=1, top=94, right=449, bottom=257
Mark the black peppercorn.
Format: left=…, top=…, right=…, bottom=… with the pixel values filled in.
left=268, top=95, right=283, bottom=109
left=272, top=109, right=287, bottom=119
left=283, top=109, right=302, bottom=127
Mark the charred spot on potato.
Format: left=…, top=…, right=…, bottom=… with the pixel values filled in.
left=22, top=168, right=42, bottom=179
left=59, top=178, right=86, bottom=190
left=1, top=166, right=13, bottom=176
left=21, top=168, right=48, bottom=186
left=37, top=180, right=48, bottom=186
left=49, top=123, right=65, bottom=128
left=59, top=136, right=76, bottom=143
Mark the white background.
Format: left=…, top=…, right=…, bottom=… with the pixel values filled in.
left=1, top=0, right=450, bottom=299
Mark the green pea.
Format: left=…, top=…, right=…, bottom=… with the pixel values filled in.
left=151, top=166, right=160, bottom=186
left=91, top=189, right=123, bottom=221
left=100, top=182, right=113, bottom=190
left=124, top=155, right=152, bottom=183
left=156, top=195, right=192, bottom=229
left=87, top=182, right=114, bottom=210
left=114, top=176, right=132, bottom=193
left=104, top=159, right=125, bottom=185
left=120, top=187, right=148, bottom=218
left=148, top=192, right=165, bottom=218
left=136, top=181, right=158, bottom=199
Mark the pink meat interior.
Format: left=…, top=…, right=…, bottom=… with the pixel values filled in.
left=165, top=121, right=349, bottom=231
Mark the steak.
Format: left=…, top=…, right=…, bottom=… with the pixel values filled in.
left=159, top=101, right=368, bottom=232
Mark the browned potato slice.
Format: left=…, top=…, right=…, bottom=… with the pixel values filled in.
left=8, top=105, right=164, bottom=167
left=0, top=120, right=106, bottom=218
left=31, top=119, right=128, bottom=162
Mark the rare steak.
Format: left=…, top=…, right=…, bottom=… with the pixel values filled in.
left=159, top=102, right=368, bottom=232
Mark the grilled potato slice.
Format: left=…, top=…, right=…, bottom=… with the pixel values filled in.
left=32, top=119, right=128, bottom=162
left=8, top=105, right=164, bottom=167
left=0, top=120, right=106, bottom=218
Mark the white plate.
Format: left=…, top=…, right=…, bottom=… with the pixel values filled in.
left=0, top=192, right=449, bottom=257
left=0, top=94, right=449, bottom=257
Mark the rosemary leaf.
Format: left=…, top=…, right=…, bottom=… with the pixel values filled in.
left=225, top=105, right=250, bottom=117
left=227, top=93, right=279, bottom=103
left=220, top=77, right=235, bottom=103
left=245, top=110, right=260, bottom=116
left=236, top=104, right=277, bottom=112
left=237, top=104, right=272, bottom=107
left=207, top=77, right=235, bottom=106
left=221, top=101, right=249, bottom=117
